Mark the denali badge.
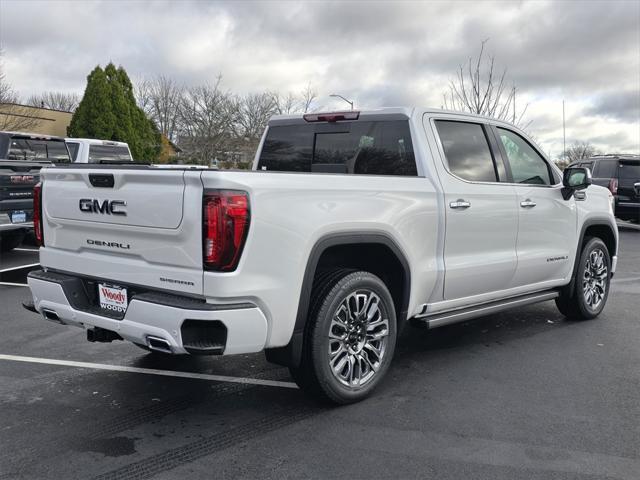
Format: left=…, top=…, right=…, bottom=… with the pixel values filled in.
left=87, top=239, right=131, bottom=249
left=79, top=198, right=127, bottom=216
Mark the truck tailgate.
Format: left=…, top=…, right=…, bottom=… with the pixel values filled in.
left=39, top=167, right=205, bottom=296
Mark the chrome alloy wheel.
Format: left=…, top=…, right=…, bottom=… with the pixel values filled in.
left=582, top=248, right=608, bottom=310
left=328, top=289, right=389, bottom=388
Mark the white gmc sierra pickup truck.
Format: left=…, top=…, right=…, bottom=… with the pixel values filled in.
left=26, top=107, right=618, bottom=403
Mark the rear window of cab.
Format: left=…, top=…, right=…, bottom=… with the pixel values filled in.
left=258, top=120, right=417, bottom=176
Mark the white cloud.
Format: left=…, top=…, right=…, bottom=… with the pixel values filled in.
left=1, top=0, right=638, bottom=157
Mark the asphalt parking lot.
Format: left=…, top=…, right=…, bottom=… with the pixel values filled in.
left=0, top=228, right=638, bottom=480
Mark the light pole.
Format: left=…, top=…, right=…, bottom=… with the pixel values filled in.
left=330, top=94, right=354, bottom=111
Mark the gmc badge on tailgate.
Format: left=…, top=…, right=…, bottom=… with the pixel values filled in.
left=79, top=198, right=127, bottom=216
left=10, top=175, right=35, bottom=184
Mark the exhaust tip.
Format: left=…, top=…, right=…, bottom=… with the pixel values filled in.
left=42, top=309, right=62, bottom=323
left=146, top=336, right=173, bottom=354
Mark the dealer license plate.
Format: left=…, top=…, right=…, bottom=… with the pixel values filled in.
left=98, top=283, right=128, bottom=313
left=11, top=211, right=26, bottom=223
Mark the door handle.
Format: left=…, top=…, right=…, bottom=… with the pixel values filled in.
left=520, top=199, right=537, bottom=208
left=449, top=199, right=471, bottom=209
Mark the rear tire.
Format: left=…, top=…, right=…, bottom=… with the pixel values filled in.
left=556, top=237, right=611, bottom=320
left=292, top=270, right=397, bottom=404
left=0, top=230, right=25, bottom=252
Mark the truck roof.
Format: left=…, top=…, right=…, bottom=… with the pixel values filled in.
left=268, top=106, right=528, bottom=130
left=65, top=138, right=130, bottom=147
left=0, top=131, right=66, bottom=141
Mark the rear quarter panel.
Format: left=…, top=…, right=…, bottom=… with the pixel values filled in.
left=201, top=170, right=439, bottom=347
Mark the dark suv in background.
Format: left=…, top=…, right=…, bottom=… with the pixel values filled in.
left=570, top=154, right=640, bottom=222
left=0, top=132, right=70, bottom=251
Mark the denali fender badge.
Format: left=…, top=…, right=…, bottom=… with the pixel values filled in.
left=87, top=239, right=131, bottom=250
left=546, top=255, right=568, bottom=263
left=79, top=198, right=127, bottom=216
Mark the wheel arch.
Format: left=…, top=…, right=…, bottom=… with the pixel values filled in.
left=265, top=231, right=411, bottom=368
left=567, top=217, right=618, bottom=297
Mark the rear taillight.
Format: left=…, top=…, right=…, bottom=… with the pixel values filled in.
left=608, top=178, right=618, bottom=194
left=203, top=190, right=250, bottom=272
left=33, top=182, right=44, bottom=246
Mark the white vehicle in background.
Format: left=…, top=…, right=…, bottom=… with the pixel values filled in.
left=66, top=138, right=133, bottom=163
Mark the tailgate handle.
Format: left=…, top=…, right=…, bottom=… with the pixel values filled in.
left=89, top=174, right=114, bottom=188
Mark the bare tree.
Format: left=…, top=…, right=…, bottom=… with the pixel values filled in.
left=300, top=83, right=318, bottom=113
left=0, top=51, right=40, bottom=131
left=236, top=92, right=277, bottom=141
left=136, top=75, right=183, bottom=141
left=272, top=91, right=299, bottom=115
left=177, top=76, right=238, bottom=164
left=443, top=40, right=529, bottom=128
left=556, top=142, right=599, bottom=169
left=26, top=91, right=80, bottom=112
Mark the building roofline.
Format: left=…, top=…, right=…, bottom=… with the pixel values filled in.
left=0, top=102, right=74, bottom=115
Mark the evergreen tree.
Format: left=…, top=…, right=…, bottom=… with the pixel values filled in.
left=68, top=63, right=161, bottom=161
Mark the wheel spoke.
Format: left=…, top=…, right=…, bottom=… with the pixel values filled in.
left=364, top=293, right=380, bottom=321
left=363, top=342, right=382, bottom=364
left=332, top=351, right=349, bottom=375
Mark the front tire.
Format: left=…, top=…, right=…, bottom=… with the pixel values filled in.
left=556, top=237, right=611, bottom=320
left=292, top=270, right=397, bottom=404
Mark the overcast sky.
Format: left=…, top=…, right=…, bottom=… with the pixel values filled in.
left=1, top=0, right=638, bottom=158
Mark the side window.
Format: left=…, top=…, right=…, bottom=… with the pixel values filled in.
left=435, top=120, right=498, bottom=182
left=67, top=142, right=80, bottom=161
left=497, top=128, right=552, bottom=185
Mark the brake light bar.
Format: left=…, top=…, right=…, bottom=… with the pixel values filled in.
left=303, top=111, right=360, bottom=123
left=203, top=190, right=250, bottom=272
left=33, top=182, right=44, bottom=246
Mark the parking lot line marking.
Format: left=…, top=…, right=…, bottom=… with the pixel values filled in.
left=0, top=282, right=28, bottom=287
left=0, top=263, right=40, bottom=273
left=612, top=275, right=640, bottom=284
left=13, top=248, right=39, bottom=252
left=0, top=354, right=299, bottom=389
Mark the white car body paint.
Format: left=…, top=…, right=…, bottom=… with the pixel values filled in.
left=29, top=107, right=617, bottom=356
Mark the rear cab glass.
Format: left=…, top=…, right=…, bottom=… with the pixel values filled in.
left=257, top=120, right=417, bottom=176
left=7, top=136, right=71, bottom=162
left=88, top=145, right=132, bottom=163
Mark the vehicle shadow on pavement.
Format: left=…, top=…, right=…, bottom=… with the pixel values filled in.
left=397, top=302, right=570, bottom=355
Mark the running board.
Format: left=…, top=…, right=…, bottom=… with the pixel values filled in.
left=413, top=290, right=560, bottom=329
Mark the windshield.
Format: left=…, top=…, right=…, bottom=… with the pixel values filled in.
left=88, top=145, right=132, bottom=163
left=7, top=137, right=71, bottom=162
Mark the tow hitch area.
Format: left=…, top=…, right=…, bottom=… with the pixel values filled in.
left=87, top=327, right=122, bottom=343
